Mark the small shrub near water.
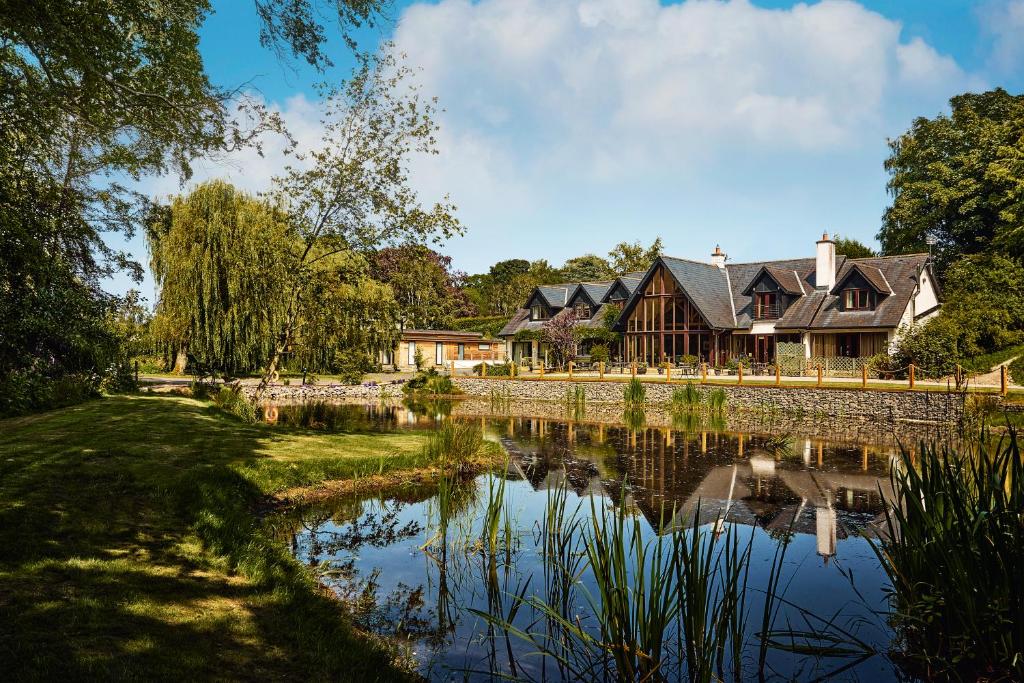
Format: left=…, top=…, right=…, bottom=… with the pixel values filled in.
left=212, top=384, right=258, bottom=424
left=873, top=433, right=1024, bottom=681
left=405, top=368, right=457, bottom=395
left=670, top=382, right=702, bottom=411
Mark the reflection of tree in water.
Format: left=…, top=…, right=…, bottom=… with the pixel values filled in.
left=304, top=503, right=422, bottom=563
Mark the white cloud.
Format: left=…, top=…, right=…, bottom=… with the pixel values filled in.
left=383, top=0, right=974, bottom=271
left=980, top=0, right=1024, bottom=73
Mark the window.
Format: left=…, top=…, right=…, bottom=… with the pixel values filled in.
left=573, top=303, right=591, bottom=319
left=753, top=292, right=779, bottom=319
left=531, top=304, right=549, bottom=321
left=478, top=343, right=490, bottom=350
left=843, top=289, right=871, bottom=310
left=457, top=343, right=465, bottom=360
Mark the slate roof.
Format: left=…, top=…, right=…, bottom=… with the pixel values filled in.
left=498, top=252, right=934, bottom=336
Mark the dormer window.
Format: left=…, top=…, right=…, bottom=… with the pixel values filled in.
left=573, top=303, right=591, bottom=319
left=843, top=289, right=872, bottom=310
left=531, top=304, right=550, bottom=321
left=753, top=292, right=780, bottom=320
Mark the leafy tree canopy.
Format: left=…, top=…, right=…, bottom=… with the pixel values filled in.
left=833, top=236, right=876, bottom=259
left=372, top=243, right=474, bottom=329
left=558, top=254, right=615, bottom=282
left=608, top=237, right=662, bottom=274
left=878, top=88, right=1024, bottom=270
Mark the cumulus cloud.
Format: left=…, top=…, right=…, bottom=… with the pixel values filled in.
left=980, top=0, right=1024, bottom=73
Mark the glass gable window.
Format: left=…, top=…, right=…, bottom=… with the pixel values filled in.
left=530, top=304, right=550, bottom=321
left=753, top=292, right=779, bottom=319
left=573, top=303, right=591, bottom=319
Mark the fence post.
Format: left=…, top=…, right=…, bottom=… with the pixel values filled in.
left=510, top=361, right=516, bottom=378
left=481, top=362, right=487, bottom=377
left=909, top=363, right=915, bottom=389
left=1001, top=365, right=1008, bottom=396
left=775, top=363, right=781, bottom=386
left=955, top=364, right=962, bottom=386
left=737, top=363, right=743, bottom=385
left=666, top=366, right=672, bottom=383
left=539, top=362, right=544, bottom=378
left=701, top=363, right=707, bottom=384
left=599, top=361, right=605, bottom=379
left=451, top=360, right=456, bottom=376
left=631, top=362, right=636, bottom=378
left=861, top=363, right=868, bottom=389
left=568, top=361, right=573, bottom=379
left=816, top=364, right=823, bottom=387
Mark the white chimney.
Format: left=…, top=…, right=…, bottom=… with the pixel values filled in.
left=710, top=244, right=727, bottom=268
left=816, top=232, right=835, bottom=290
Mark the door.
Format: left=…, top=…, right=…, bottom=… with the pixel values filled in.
left=435, top=342, right=444, bottom=365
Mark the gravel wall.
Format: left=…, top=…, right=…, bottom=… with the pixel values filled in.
left=453, top=377, right=968, bottom=423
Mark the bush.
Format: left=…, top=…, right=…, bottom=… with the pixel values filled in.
left=101, top=361, right=138, bottom=394
left=330, top=349, right=374, bottom=385
left=589, top=344, right=610, bottom=364
left=133, top=354, right=166, bottom=374
left=891, top=319, right=962, bottom=378
left=212, top=384, right=258, bottom=423
left=474, top=362, right=512, bottom=376
left=0, top=369, right=100, bottom=416
left=404, top=368, right=457, bottom=395
left=1010, top=356, right=1024, bottom=386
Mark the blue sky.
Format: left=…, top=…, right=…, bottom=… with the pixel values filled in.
left=109, top=0, right=1024, bottom=300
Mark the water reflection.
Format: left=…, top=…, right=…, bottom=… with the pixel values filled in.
left=272, top=405, right=917, bottom=681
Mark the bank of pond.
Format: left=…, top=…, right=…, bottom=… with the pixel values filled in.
left=260, top=399, right=1022, bottom=682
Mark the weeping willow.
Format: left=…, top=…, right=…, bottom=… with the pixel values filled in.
left=147, top=180, right=295, bottom=375
left=147, top=180, right=402, bottom=376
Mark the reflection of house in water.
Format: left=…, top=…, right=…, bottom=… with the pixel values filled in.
left=498, top=417, right=894, bottom=562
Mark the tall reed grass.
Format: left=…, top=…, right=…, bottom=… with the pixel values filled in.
left=623, top=378, right=646, bottom=407
left=422, top=420, right=483, bottom=473
left=872, top=433, right=1024, bottom=680
left=565, top=385, right=586, bottom=420
left=671, top=382, right=702, bottom=411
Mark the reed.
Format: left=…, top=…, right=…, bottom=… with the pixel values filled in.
left=565, top=385, right=586, bottom=420
left=707, top=388, right=727, bottom=415
left=422, top=419, right=483, bottom=472
left=671, top=382, right=702, bottom=412
left=623, top=378, right=646, bottom=408
left=871, top=433, right=1024, bottom=680
left=489, top=386, right=513, bottom=413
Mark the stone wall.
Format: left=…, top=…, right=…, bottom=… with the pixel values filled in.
left=245, top=383, right=398, bottom=401
left=453, top=377, right=969, bottom=423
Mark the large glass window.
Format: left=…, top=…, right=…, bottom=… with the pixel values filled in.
left=530, top=304, right=549, bottom=320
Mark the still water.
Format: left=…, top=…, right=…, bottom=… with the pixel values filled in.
left=270, top=401, right=929, bottom=681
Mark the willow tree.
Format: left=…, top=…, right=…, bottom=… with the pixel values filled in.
left=147, top=180, right=294, bottom=375
left=256, top=48, right=462, bottom=395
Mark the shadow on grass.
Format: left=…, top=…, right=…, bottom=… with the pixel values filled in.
left=0, top=395, right=416, bottom=681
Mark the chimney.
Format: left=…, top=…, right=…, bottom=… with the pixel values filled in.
left=710, top=244, right=727, bottom=269
left=816, top=232, right=835, bottom=290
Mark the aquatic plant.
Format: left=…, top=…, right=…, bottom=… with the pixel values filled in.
left=872, top=433, right=1024, bottom=680
left=622, top=406, right=646, bottom=432
left=623, top=377, right=646, bottom=408
left=671, top=382, right=702, bottom=412
left=489, top=386, right=513, bottom=413
left=422, top=420, right=482, bottom=472
left=565, top=385, right=586, bottom=420
left=707, top=388, right=727, bottom=415
left=482, top=472, right=507, bottom=554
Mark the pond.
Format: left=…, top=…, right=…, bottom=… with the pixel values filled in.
left=268, top=400, right=938, bottom=681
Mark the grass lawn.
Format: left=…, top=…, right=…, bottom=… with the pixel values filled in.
left=0, top=394, right=449, bottom=681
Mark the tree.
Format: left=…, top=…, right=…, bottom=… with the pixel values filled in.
left=878, top=89, right=1024, bottom=270
left=541, top=309, right=579, bottom=369
left=372, top=243, right=473, bottom=329
left=559, top=254, right=614, bottom=282
left=608, top=237, right=662, bottom=274
left=258, top=50, right=460, bottom=394
left=147, top=181, right=294, bottom=375
left=939, top=254, right=1024, bottom=354
left=833, top=237, right=876, bottom=259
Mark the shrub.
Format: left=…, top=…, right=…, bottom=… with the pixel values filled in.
left=331, top=349, right=373, bottom=385
left=405, top=368, right=457, bottom=395
left=624, top=378, right=645, bottom=407
left=589, top=344, right=610, bottom=364
left=891, top=319, right=961, bottom=378
left=212, top=384, right=258, bottom=424
left=1011, top=355, right=1024, bottom=386
left=134, top=354, right=166, bottom=374
left=474, top=362, right=511, bottom=376
left=101, top=361, right=138, bottom=394
left=422, top=420, right=482, bottom=472
left=0, top=368, right=100, bottom=417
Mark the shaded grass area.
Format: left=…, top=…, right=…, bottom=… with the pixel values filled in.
left=961, top=343, right=1024, bottom=374
left=0, top=394, right=436, bottom=680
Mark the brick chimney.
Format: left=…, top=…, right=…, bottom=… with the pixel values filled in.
left=710, top=244, right=727, bottom=268
left=816, top=232, right=835, bottom=290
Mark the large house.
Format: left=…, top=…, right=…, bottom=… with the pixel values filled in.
left=382, top=329, right=505, bottom=371
left=499, top=234, right=940, bottom=369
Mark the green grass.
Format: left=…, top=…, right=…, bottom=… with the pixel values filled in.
left=1010, top=355, right=1024, bottom=386
left=0, top=394, right=437, bottom=680
left=961, top=344, right=1024, bottom=374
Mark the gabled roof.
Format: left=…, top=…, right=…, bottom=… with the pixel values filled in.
left=569, top=280, right=615, bottom=308
left=808, top=254, right=930, bottom=329
left=830, top=263, right=892, bottom=295
left=726, top=258, right=819, bottom=328
left=740, top=265, right=808, bottom=296
left=618, top=256, right=738, bottom=330
left=529, top=283, right=575, bottom=308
